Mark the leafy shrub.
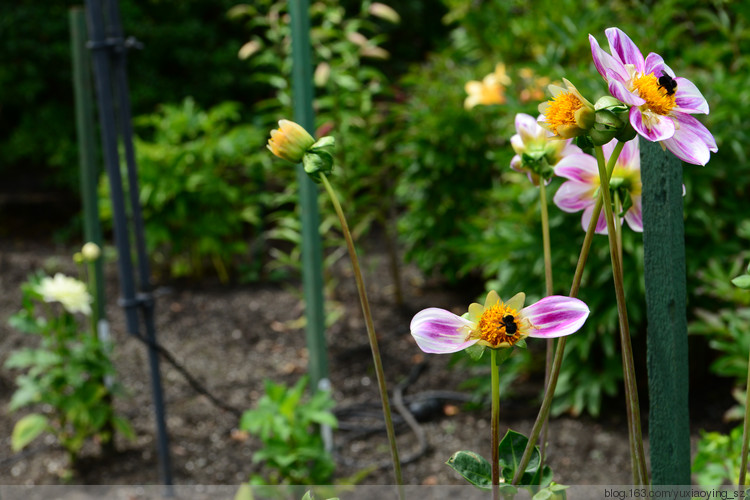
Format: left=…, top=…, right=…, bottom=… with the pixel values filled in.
left=6, top=272, right=132, bottom=469
left=98, top=98, right=271, bottom=281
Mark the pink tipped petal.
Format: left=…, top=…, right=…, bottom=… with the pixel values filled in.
left=554, top=153, right=598, bottom=182
left=617, top=137, right=641, bottom=167
left=624, top=196, right=643, bottom=232
left=630, top=107, right=675, bottom=142
left=522, top=296, right=590, bottom=338
left=673, top=113, right=717, bottom=151
left=644, top=52, right=667, bottom=76
left=582, top=204, right=608, bottom=234
left=605, top=27, right=645, bottom=72
left=608, top=79, right=645, bottom=106
left=560, top=141, right=584, bottom=157
left=589, top=34, right=629, bottom=81
left=661, top=117, right=712, bottom=166
left=410, top=308, right=476, bottom=354
left=515, top=113, right=541, bottom=141
left=554, top=181, right=596, bottom=212
left=510, top=154, right=522, bottom=172
left=673, top=78, right=709, bottom=114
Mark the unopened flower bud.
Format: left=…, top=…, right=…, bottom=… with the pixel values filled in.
left=81, top=242, right=101, bottom=261
left=267, top=120, right=316, bottom=163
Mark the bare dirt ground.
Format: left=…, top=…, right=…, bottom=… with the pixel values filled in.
left=0, top=236, right=717, bottom=488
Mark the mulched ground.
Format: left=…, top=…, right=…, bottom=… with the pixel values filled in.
left=0, top=236, right=719, bottom=488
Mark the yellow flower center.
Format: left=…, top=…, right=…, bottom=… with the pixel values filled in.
left=476, top=304, right=525, bottom=348
left=632, top=73, right=676, bottom=116
left=542, top=92, right=582, bottom=130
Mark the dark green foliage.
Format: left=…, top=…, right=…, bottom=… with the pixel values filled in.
left=0, top=0, right=254, bottom=191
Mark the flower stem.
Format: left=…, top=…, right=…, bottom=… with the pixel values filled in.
left=491, top=348, right=501, bottom=500
left=740, top=350, right=750, bottom=486
left=594, top=144, right=648, bottom=486
left=538, top=181, right=554, bottom=471
left=512, top=141, right=625, bottom=485
left=319, top=173, right=404, bottom=497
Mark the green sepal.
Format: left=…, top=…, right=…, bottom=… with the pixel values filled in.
left=514, top=338, right=527, bottom=349
left=594, top=95, right=628, bottom=113
left=301, top=136, right=336, bottom=182
left=465, top=343, right=486, bottom=361
left=574, top=134, right=594, bottom=154
left=731, top=274, right=750, bottom=289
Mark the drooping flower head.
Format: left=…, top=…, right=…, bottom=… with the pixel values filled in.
left=410, top=290, right=589, bottom=354
left=554, top=138, right=644, bottom=234
left=510, top=113, right=583, bottom=186
left=35, top=273, right=92, bottom=316
left=464, top=63, right=512, bottom=110
left=589, top=27, right=717, bottom=165
left=538, top=78, right=596, bottom=139
left=267, top=119, right=336, bottom=182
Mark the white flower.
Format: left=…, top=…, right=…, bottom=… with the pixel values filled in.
left=36, top=273, right=92, bottom=315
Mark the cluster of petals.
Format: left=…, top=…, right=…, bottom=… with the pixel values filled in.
left=464, top=63, right=511, bottom=110
left=510, top=113, right=582, bottom=186
left=35, top=273, right=92, bottom=316
left=410, top=290, right=589, bottom=354
left=589, top=27, right=716, bottom=165
left=554, top=138, right=643, bottom=235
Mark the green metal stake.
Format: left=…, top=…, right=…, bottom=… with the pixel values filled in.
left=641, top=140, right=691, bottom=484
left=70, top=7, right=107, bottom=326
left=289, top=0, right=329, bottom=390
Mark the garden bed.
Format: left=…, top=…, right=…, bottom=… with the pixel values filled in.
left=0, top=238, right=718, bottom=487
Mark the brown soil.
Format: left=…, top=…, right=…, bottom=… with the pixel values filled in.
left=0, top=238, right=657, bottom=487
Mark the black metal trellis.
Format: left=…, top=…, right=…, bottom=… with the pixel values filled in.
left=83, top=0, right=173, bottom=488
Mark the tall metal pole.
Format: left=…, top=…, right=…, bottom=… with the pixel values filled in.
left=642, top=140, right=691, bottom=484
left=84, top=0, right=173, bottom=488
left=289, top=0, right=329, bottom=391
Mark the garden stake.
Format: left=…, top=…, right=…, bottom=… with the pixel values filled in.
left=289, top=0, right=329, bottom=393
left=84, top=0, right=173, bottom=490
left=319, top=173, right=404, bottom=499
left=641, top=139, right=691, bottom=485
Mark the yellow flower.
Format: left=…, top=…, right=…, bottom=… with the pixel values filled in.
left=267, top=120, right=316, bottom=163
left=538, top=79, right=595, bottom=138
left=464, top=63, right=511, bottom=110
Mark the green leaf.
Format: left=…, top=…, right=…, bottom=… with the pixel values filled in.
left=112, top=415, right=136, bottom=440
left=445, top=450, right=492, bottom=489
left=732, top=274, right=750, bottom=289
left=11, top=413, right=48, bottom=451
left=233, top=483, right=255, bottom=500
left=498, top=429, right=540, bottom=484
left=307, top=410, right=338, bottom=428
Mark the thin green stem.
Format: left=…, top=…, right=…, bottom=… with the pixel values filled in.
left=512, top=142, right=624, bottom=485
left=491, top=348, right=501, bottom=500
left=538, top=181, right=554, bottom=471
left=594, top=144, right=648, bottom=486
left=740, top=350, right=750, bottom=486
left=319, top=173, right=404, bottom=497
